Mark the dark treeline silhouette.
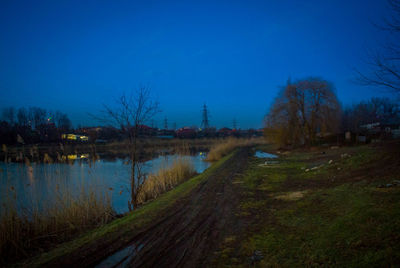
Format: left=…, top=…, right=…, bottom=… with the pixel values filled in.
left=0, top=106, right=72, bottom=144
left=342, top=97, right=400, bottom=133
left=265, top=77, right=400, bottom=147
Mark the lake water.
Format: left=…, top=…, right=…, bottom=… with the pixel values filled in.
left=0, top=152, right=210, bottom=214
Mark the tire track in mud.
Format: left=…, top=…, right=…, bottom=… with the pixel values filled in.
left=97, top=148, right=250, bottom=268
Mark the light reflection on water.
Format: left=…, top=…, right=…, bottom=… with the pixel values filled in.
left=0, top=153, right=210, bottom=214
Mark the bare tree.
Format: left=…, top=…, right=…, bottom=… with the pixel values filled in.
left=17, top=107, right=29, bottom=127
left=265, top=78, right=341, bottom=146
left=1, top=107, right=15, bottom=125
left=356, top=0, right=400, bottom=92
left=104, top=86, right=160, bottom=210
left=28, top=107, right=47, bottom=129
left=54, top=111, right=72, bottom=131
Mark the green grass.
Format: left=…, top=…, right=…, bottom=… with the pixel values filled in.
left=215, top=145, right=400, bottom=267
left=238, top=155, right=299, bottom=192
left=243, top=184, right=400, bottom=267
left=21, top=150, right=237, bottom=267
left=286, top=186, right=396, bottom=263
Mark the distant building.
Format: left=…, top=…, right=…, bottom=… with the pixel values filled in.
left=61, top=133, right=89, bottom=142
left=136, top=125, right=157, bottom=137
left=176, top=127, right=197, bottom=139
left=218, top=127, right=235, bottom=137
left=360, top=122, right=380, bottom=130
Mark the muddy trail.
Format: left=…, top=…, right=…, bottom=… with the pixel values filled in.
left=45, top=148, right=251, bottom=268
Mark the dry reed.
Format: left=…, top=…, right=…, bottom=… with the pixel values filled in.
left=206, top=137, right=265, bottom=161
left=0, top=173, right=114, bottom=265
left=137, top=157, right=196, bottom=204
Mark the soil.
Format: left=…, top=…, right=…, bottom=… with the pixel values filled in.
left=43, top=147, right=252, bottom=268
left=33, top=142, right=400, bottom=267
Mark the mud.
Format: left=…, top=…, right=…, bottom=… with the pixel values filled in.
left=44, top=148, right=251, bottom=268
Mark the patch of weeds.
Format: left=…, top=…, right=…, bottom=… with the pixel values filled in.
left=244, top=183, right=400, bottom=267
left=336, top=147, right=376, bottom=170
left=240, top=199, right=268, bottom=211
left=240, top=159, right=269, bottom=190
left=220, top=145, right=400, bottom=267
left=273, top=190, right=308, bottom=201
left=258, top=172, right=287, bottom=191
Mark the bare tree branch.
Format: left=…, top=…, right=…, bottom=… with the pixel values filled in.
left=356, top=0, right=400, bottom=93
left=102, top=86, right=160, bottom=211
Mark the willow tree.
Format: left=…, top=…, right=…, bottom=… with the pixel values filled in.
left=265, top=78, right=341, bottom=147
left=104, top=86, right=159, bottom=210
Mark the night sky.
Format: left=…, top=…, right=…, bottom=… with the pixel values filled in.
left=0, top=0, right=395, bottom=129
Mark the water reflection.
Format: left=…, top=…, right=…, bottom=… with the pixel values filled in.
left=61, top=154, right=90, bottom=161
left=0, top=152, right=210, bottom=215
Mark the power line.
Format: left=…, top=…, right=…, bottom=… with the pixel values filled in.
left=164, top=117, right=168, bottom=130
left=201, top=103, right=209, bottom=129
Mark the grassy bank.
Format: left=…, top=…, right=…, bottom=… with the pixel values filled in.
left=213, top=142, right=400, bottom=267
left=19, top=150, right=237, bottom=267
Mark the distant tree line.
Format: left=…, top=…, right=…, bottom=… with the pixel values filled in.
left=0, top=106, right=72, bottom=144
left=342, top=97, right=400, bottom=133
left=264, top=77, right=400, bottom=147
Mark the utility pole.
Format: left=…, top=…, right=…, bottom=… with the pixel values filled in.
left=164, top=117, right=168, bottom=130
left=201, top=103, right=210, bottom=129
left=173, top=122, right=177, bottom=130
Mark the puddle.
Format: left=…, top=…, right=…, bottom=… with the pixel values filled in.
left=255, top=151, right=278, bottom=159
left=96, top=243, right=144, bottom=268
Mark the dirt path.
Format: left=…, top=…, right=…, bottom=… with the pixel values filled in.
left=47, top=147, right=250, bottom=268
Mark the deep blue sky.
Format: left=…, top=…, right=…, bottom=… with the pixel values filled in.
left=0, top=0, right=395, bottom=129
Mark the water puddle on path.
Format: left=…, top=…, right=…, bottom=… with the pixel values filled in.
left=255, top=151, right=279, bottom=167
left=96, top=243, right=144, bottom=268
left=254, top=151, right=278, bottom=159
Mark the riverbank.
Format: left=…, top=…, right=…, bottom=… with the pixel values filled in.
left=16, top=149, right=242, bottom=267
left=11, top=141, right=400, bottom=267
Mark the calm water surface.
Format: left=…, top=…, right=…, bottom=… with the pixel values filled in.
left=0, top=153, right=210, bottom=214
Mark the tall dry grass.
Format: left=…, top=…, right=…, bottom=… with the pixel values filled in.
left=206, top=137, right=266, bottom=161
left=0, top=172, right=114, bottom=265
left=137, top=157, right=196, bottom=204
